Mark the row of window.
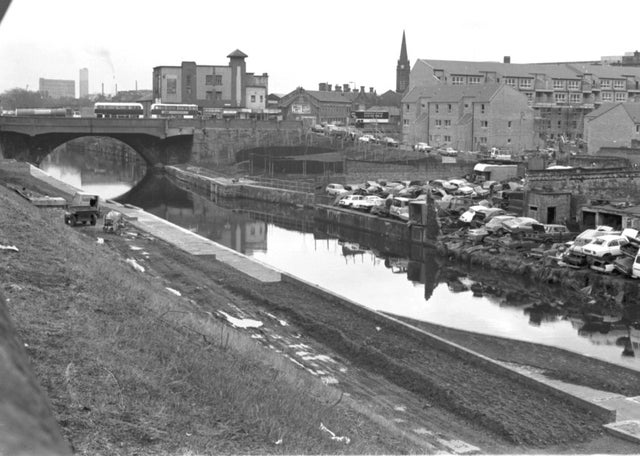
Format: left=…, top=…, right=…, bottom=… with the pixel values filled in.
left=205, top=74, right=224, bottom=86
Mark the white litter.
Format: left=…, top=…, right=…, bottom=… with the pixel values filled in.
left=0, top=245, right=18, bottom=252
left=125, top=258, right=145, bottom=273
left=319, top=423, right=350, bottom=444
left=96, top=238, right=104, bottom=245
left=219, top=311, right=263, bottom=329
left=165, top=287, right=181, bottom=296
left=129, top=245, right=142, bottom=251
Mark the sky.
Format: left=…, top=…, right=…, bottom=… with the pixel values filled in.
left=1, top=0, right=639, bottom=97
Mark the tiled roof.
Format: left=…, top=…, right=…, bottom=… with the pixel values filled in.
left=568, top=63, right=637, bottom=79
left=227, top=49, right=248, bottom=58
left=306, top=90, right=357, bottom=103
left=622, top=103, right=640, bottom=123
left=584, top=102, right=640, bottom=123
left=403, top=83, right=504, bottom=103
left=584, top=103, right=620, bottom=119
left=418, top=59, right=581, bottom=80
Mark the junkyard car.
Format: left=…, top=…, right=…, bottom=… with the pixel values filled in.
left=582, top=234, right=629, bottom=260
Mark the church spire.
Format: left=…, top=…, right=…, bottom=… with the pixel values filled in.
left=396, top=30, right=410, bottom=93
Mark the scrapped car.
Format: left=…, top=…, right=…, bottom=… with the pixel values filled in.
left=614, top=255, right=634, bottom=276
left=326, top=183, right=348, bottom=196
left=360, top=195, right=385, bottom=211
left=383, top=137, right=399, bottom=147
left=501, top=217, right=544, bottom=235
left=484, top=215, right=516, bottom=235
left=582, top=234, right=629, bottom=260
left=590, top=259, right=616, bottom=274
left=439, top=147, right=458, bottom=156
left=459, top=206, right=506, bottom=225
left=559, top=250, right=589, bottom=269
left=337, top=194, right=366, bottom=209
left=389, top=197, right=411, bottom=220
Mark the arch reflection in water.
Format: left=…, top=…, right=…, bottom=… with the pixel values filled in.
left=40, top=137, right=147, bottom=200
left=119, top=174, right=640, bottom=370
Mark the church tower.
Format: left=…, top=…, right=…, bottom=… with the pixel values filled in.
left=396, top=30, right=410, bottom=93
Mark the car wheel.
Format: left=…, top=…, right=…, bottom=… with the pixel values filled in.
left=603, top=253, right=613, bottom=261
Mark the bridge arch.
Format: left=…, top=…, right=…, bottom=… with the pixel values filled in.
left=0, top=118, right=194, bottom=166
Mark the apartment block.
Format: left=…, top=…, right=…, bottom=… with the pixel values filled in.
left=407, top=58, right=640, bottom=144
left=402, top=83, right=535, bottom=151
left=39, top=78, right=75, bottom=99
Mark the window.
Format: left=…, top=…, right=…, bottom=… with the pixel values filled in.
left=206, top=91, right=213, bottom=100
left=567, top=80, right=580, bottom=90
left=480, top=137, right=487, bottom=143
left=452, top=76, right=464, bottom=85
left=555, top=93, right=566, bottom=103
left=505, top=78, right=516, bottom=87
left=507, top=138, right=511, bottom=144
left=614, top=80, right=625, bottom=90
left=519, top=79, right=532, bottom=89
left=403, top=119, right=409, bottom=125
left=480, top=120, right=488, bottom=128
left=508, top=121, right=512, bottom=128
left=406, top=104, right=410, bottom=110
left=435, top=104, right=439, bottom=113
left=167, top=77, right=177, bottom=94
left=600, top=79, right=612, bottom=89
left=569, top=93, right=582, bottom=103
left=615, top=92, right=627, bottom=102
left=435, top=119, right=442, bottom=127
left=636, top=125, right=640, bottom=133
left=421, top=103, right=425, bottom=108
left=250, top=95, right=256, bottom=102
left=215, top=91, right=222, bottom=100
left=525, top=92, right=533, bottom=101
left=444, top=120, right=451, bottom=126
left=186, top=75, right=191, bottom=85
left=469, top=76, right=481, bottom=84
left=260, top=95, right=263, bottom=102
left=601, top=92, right=613, bottom=102
left=529, top=205, right=538, bottom=212
left=480, top=104, right=485, bottom=114
left=205, top=75, right=213, bottom=85
left=447, top=104, right=452, bottom=113
left=553, top=80, right=564, bottom=89
left=444, top=135, right=451, bottom=142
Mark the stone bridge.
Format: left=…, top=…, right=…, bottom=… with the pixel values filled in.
left=0, top=117, right=321, bottom=167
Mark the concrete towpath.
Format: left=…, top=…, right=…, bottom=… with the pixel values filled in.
left=29, top=165, right=281, bottom=283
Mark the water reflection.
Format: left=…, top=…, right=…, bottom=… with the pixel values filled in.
left=40, top=138, right=147, bottom=200
left=37, top=156, right=640, bottom=369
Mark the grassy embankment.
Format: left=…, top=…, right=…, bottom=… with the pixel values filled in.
left=0, top=174, right=410, bottom=455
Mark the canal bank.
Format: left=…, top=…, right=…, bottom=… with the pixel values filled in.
left=5, top=160, right=640, bottom=452
left=164, top=164, right=640, bottom=307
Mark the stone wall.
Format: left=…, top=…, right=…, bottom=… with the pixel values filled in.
left=191, top=120, right=307, bottom=165
left=525, top=167, right=640, bottom=203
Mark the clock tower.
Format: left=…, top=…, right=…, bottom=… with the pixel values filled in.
left=396, top=30, right=410, bottom=93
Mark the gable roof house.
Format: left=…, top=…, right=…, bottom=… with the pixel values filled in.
left=584, top=102, right=640, bottom=154
left=401, top=82, right=535, bottom=151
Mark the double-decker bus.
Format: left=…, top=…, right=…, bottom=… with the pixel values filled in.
left=94, top=102, right=144, bottom=119
left=150, top=103, right=199, bottom=119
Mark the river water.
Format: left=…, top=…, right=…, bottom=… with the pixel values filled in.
left=40, top=149, right=640, bottom=371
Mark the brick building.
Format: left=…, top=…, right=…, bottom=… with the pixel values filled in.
left=278, top=87, right=356, bottom=126
left=407, top=58, right=640, bottom=144
left=584, top=102, right=640, bottom=153
left=152, top=50, right=268, bottom=118
left=401, top=83, right=535, bottom=151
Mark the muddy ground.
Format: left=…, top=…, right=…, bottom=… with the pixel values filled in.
left=5, top=169, right=640, bottom=454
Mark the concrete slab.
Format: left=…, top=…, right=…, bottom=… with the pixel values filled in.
left=604, top=420, right=640, bottom=444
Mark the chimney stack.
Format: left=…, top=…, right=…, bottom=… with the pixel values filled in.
left=369, top=87, right=374, bottom=93
left=503, top=56, right=511, bottom=64
left=335, top=84, right=342, bottom=92
left=360, top=85, right=365, bottom=93
left=343, top=83, right=350, bottom=92
left=327, top=84, right=332, bottom=91
left=319, top=82, right=327, bottom=91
